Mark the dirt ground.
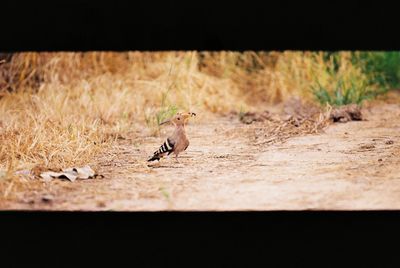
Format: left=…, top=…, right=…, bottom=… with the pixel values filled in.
left=1, top=102, right=400, bottom=211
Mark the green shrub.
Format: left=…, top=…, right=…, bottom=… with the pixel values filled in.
left=144, top=86, right=179, bottom=136
left=352, top=51, right=400, bottom=89
left=312, top=78, right=384, bottom=106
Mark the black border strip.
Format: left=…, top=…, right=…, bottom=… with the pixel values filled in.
left=1, top=1, right=400, bottom=51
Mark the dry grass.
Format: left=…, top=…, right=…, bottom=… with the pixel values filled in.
left=0, top=51, right=374, bottom=202
left=0, top=52, right=245, bottom=169
left=199, top=51, right=375, bottom=105
left=230, top=97, right=331, bottom=148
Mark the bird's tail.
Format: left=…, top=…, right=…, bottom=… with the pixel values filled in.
left=147, top=154, right=161, bottom=162
left=147, top=138, right=174, bottom=162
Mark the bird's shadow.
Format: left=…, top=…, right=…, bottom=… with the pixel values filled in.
left=147, top=164, right=184, bottom=169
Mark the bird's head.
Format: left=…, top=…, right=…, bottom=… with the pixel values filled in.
left=159, top=112, right=196, bottom=126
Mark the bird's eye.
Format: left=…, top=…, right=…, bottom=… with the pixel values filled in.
left=177, top=117, right=180, bottom=120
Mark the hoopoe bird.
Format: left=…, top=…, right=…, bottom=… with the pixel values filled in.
left=148, top=112, right=196, bottom=163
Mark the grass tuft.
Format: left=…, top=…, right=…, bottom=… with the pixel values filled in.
left=312, top=78, right=383, bottom=106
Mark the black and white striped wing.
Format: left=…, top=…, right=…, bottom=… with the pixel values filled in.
left=155, top=138, right=175, bottom=155
left=147, top=138, right=175, bottom=162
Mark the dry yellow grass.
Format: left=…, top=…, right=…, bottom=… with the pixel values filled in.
left=199, top=51, right=372, bottom=104
left=0, top=51, right=368, bottom=194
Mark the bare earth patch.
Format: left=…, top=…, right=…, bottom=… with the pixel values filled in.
left=1, top=103, right=400, bottom=211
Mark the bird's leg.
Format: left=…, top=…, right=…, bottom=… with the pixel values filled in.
left=175, top=154, right=180, bottom=163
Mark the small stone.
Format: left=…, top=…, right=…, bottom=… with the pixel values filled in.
left=41, top=195, right=54, bottom=203
left=378, top=159, right=383, bottom=162
left=97, top=201, right=106, bottom=208
left=360, top=144, right=375, bottom=150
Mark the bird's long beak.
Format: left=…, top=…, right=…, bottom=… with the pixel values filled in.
left=159, top=119, right=170, bottom=125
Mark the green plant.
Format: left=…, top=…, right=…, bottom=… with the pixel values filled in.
left=144, top=86, right=179, bottom=135
left=238, top=105, right=247, bottom=121
left=312, top=78, right=383, bottom=106
left=159, top=186, right=171, bottom=200
left=156, top=87, right=177, bottom=124
left=352, top=51, right=400, bottom=89
left=144, top=104, right=178, bottom=136
left=156, top=105, right=178, bottom=126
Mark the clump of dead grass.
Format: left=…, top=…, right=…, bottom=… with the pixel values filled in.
left=234, top=97, right=331, bottom=146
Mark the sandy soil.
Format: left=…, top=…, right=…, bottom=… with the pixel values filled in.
left=1, top=103, right=400, bottom=211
